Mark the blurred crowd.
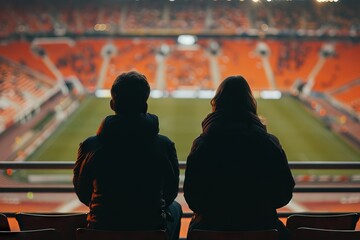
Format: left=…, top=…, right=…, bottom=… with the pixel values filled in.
left=0, top=0, right=359, bottom=38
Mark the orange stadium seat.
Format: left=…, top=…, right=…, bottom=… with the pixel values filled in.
left=0, top=41, right=55, bottom=79
left=104, top=39, right=165, bottom=89
left=39, top=39, right=106, bottom=92
left=218, top=39, right=269, bottom=90
left=0, top=57, right=57, bottom=128
left=165, top=39, right=212, bottom=90
left=332, top=85, right=360, bottom=113
left=314, top=42, right=360, bottom=91
left=267, top=40, right=322, bottom=90
left=187, top=229, right=279, bottom=240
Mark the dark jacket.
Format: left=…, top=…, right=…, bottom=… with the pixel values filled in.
left=184, top=110, right=295, bottom=230
left=73, top=113, right=179, bottom=230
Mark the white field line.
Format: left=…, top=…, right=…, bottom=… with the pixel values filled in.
left=286, top=199, right=309, bottom=212
left=55, top=198, right=83, bottom=212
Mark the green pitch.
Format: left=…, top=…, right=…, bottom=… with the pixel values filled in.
left=27, top=95, right=360, bottom=163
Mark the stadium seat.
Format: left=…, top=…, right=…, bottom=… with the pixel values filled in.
left=15, top=212, right=87, bottom=240
left=286, top=213, right=359, bottom=234
left=76, top=228, right=168, bottom=240
left=0, top=228, right=60, bottom=240
left=187, top=229, right=279, bottom=240
left=0, top=213, right=10, bottom=231
left=292, top=227, right=360, bottom=240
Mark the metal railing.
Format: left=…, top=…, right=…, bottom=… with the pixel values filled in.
left=1, top=161, right=360, bottom=219
left=1, top=161, right=360, bottom=193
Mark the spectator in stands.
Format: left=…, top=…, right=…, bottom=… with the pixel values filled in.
left=184, top=75, right=295, bottom=240
left=73, top=71, right=182, bottom=240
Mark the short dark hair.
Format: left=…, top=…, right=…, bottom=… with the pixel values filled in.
left=111, top=71, right=150, bottom=114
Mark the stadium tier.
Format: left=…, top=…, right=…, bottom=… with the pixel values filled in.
left=0, top=0, right=359, bottom=37
left=1, top=38, right=359, bottom=108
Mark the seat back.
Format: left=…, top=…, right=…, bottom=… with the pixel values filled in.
left=292, top=227, right=360, bottom=240
left=76, top=228, right=168, bottom=240
left=286, top=213, right=359, bottom=234
left=16, top=212, right=87, bottom=240
left=0, top=228, right=60, bottom=240
left=187, top=229, right=279, bottom=240
left=0, top=213, right=10, bottom=231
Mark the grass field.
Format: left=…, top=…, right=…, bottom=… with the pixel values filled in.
left=26, top=95, right=360, bottom=163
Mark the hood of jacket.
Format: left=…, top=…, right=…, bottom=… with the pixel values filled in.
left=201, top=110, right=267, bottom=138
left=96, top=113, right=159, bottom=145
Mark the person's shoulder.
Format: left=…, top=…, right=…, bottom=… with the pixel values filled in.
left=267, top=133, right=281, bottom=144
left=266, top=133, right=283, bottom=150
left=80, top=135, right=102, bottom=151
left=156, top=134, right=174, bottom=145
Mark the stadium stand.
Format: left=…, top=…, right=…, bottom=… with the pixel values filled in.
left=104, top=39, right=164, bottom=89
left=218, top=39, right=269, bottom=90
left=124, top=1, right=165, bottom=32
left=266, top=40, right=322, bottom=90
left=314, top=42, right=360, bottom=91
left=0, top=41, right=55, bottom=79
left=332, top=84, right=360, bottom=113
left=209, top=1, right=250, bottom=34
left=166, top=40, right=212, bottom=90
left=0, top=57, right=59, bottom=132
left=38, top=39, right=104, bottom=92
left=0, top=0, right=358, bottom=37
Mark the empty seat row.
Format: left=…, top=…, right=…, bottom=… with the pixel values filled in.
left=0, top=212, right=359, bottom=239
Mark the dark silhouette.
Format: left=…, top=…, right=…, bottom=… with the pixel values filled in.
left=73, top=71, right=182, bottom=240
left=184, top=76, right=295, bottom=240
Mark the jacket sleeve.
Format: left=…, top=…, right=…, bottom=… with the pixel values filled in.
left=264, top=134, right=295, bottom=208
left=73, top=137, right=98, bottom=206
left=161, top=136, right=180, bottom=207
left=183, top=136, right=210, bottom=213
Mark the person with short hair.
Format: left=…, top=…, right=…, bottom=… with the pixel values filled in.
left=184, top=75, right=295, bottom=240
left=74, top=71, right=182, bottom=240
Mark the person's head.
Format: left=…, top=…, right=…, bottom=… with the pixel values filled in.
left=110, top=71, right=150, bottom=115
left=211, top=75, right=257, bottom=116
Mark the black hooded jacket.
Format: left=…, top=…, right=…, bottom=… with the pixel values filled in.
left=73, top=113, right=179, bottom=230
left=184, top=110, right=295, bottom=230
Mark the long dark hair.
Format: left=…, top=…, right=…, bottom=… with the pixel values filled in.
left=211, top=75, right=257, bottom=115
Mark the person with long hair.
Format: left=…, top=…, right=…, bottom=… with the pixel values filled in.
left=184, top=75, right=295, bottom=240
